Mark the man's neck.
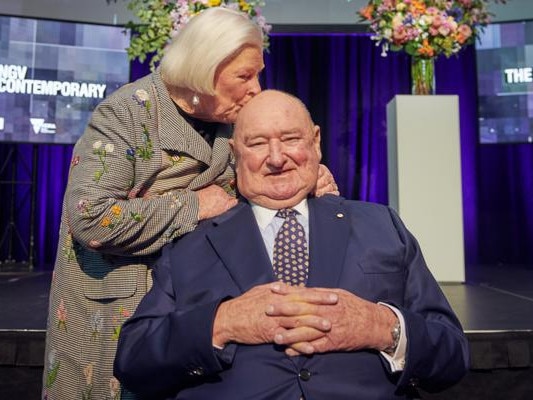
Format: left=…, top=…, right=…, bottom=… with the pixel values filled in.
left=250, top=199, right=309, bottom=231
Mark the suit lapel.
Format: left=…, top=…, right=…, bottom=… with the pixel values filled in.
left=307, top=197, right=350, bottom=288
left=206, top=202, right=274, bottom=293
left=206, top=198, right=351, bottom=291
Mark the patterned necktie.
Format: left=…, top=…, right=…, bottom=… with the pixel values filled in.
left=272, top=209, right=309, bottom=286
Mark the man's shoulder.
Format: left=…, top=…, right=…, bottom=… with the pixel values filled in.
left=311, top=195, right=404, bottom=236
left=312, top=194, right=390, bottom=215
left=169, top=202, right=252, bottom=242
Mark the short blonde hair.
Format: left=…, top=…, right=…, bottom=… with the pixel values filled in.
left=160, top=7, right=263, bottom=95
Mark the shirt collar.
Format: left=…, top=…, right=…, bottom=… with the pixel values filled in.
left=250, top=199, right=309, bottom=230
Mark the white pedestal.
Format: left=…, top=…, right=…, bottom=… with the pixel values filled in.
left=387, top=95, right=465, bottom=282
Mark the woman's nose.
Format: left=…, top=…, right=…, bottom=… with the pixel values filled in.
left=249, top=76, right=261, bottom=96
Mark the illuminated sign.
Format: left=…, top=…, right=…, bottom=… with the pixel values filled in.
left=503, top=68, right=533, bottom=84
left=0, top=64, right=107, bottom=99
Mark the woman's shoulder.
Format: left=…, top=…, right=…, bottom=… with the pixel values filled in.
left=101, top=72, right=154, bottom=105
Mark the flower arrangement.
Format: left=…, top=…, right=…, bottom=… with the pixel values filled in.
left=121, top=0, right=271, bottom=70
left=355, top=0, right=507, bottom=94
left=357, top=0, right=507, bottom=59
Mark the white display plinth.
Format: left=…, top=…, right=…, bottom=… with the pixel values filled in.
left=387, top=95, right=465, bottom=282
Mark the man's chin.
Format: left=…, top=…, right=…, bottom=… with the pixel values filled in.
left=253, top=189, right=308, bottom=209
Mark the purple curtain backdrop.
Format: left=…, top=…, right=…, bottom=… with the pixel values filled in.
left=1, top=33, right=532, bottom=272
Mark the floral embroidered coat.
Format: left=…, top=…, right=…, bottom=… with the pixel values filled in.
left=42, top=70, right=235, bottom=400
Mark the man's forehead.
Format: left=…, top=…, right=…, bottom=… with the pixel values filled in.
left=238, top=107, right=308, bottom=129
left=240, top=126, right=305, bottom=140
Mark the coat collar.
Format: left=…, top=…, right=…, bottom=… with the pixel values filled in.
left=150, top=70, right=232, bottom=166
left=206, top=202, right=275, bottom=293
left=205, top=196, right=350, bottom=293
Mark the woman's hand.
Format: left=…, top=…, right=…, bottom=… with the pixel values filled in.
left=197, top=184, right=238, bottom=220
left=314, top=164, right=339, bottom=197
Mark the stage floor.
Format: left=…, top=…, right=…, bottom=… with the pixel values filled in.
left=2, top=263, right=533, bottom=331
left=445, top=263, right=533, bottom=332
left=1, top=264, right=533, bottom=399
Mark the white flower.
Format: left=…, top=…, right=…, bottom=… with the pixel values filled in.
left=226, top=2, right=240, bottom=10
left=90, top=310, right=104, bottom=333
left=84, top=363, right=94, bottom=386
left=92, top=140, right=102, bottom=149
left=109, top=377, right=120, bottom=398
left=134, top=89, right=150, bottom=102
left=105, top=143, right=115, bottom=153
left=48, top=348, right=57, bottom=370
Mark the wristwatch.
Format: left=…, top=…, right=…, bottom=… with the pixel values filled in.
left=384, top=321, right=401, bottom=355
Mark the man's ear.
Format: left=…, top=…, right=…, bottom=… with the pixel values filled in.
left=313, top=125, right=322, bottom=161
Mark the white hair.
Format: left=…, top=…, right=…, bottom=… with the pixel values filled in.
left=160, top=7, right=263, bottom=95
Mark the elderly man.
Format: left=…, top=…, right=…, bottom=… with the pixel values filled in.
left=114, top=90, right=469, bottom=399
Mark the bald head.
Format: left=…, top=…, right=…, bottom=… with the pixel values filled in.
left=234, top=90, right=315, bottom=134
left=230, top=90, right=322, bottom=209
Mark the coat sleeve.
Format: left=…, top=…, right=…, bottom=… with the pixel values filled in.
left=386, top=207, right=470, bottom=393
left=64, top=87, right=202, bottom=257
left=113, top=245, right=235, bottom=397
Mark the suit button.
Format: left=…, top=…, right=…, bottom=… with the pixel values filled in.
left=187, top=366, right=205, bottom=377
left=408, top=377, right=419, bottom=387
left=299, top=369, right=311, bottom=381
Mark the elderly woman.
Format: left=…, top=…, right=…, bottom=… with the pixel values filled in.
left=42, top=7, right=336, bottom=400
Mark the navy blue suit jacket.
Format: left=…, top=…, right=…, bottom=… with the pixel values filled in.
left=114, top=195, right=469, bottom=399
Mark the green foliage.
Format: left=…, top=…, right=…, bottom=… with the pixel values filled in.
left=124, top=0, right=175, bottom=71
left=108, top=0, right=271, bottom=70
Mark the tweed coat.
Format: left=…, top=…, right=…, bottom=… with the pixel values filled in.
left=42, top=70, right=235, bottom=400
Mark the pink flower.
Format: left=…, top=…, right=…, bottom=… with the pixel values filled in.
left=77, top=199, right=90, bottom=213
left=57, top=299, right=67, bottom=331
left=457, top=24, right=473, bottom=43
left=432, top=14, right=445, bottom=28
left=393, top=26, right=409, bottom=44
left=438, top=24, right=452, bottom=36
left=57, top=300, right=67, bottom=320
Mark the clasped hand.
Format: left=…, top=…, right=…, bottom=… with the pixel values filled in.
left=213, top=282, right=395, bottom=356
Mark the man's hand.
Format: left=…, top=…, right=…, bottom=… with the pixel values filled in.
left=267, top=286, right=398, bottom=356
left=196, top=184, right=238, bottom=220
left=314, top=164, right=340, bottom=197
left=212, top=282, right=337, bottom=348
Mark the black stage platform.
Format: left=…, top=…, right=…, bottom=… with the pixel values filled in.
left=1, top=264, right=533, bottom=399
